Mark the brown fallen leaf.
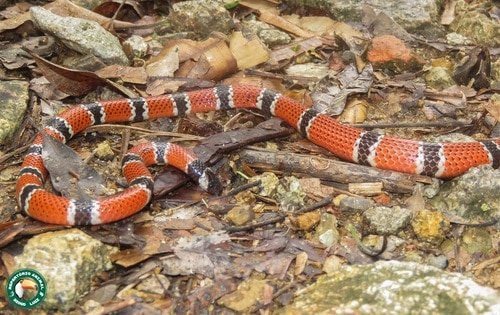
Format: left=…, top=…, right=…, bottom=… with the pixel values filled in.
left=229, top=31, right=269, bottom=70
left=162, top=231, right=232, bottom=277
left=154, top=37, right=237, bottom=82
left=484, top=99, right=500, bottom=122
left=194, top=117, right=294, bottom=163
left=42, top=133, right=107, bottom=200
left=32, top=53, right=139, bottom=97
left=271, top=36, right=324, bottom=63
left=441, top=0, right=457, bottom=25
left=255, top=253, right=296, bottom=279
left=32, top=53, right=106, bottom=95
left=258, top=11, right=314, bottom=38
left=177, top=38, right=237, bottom=81
left=111, top=248, right=150, bottom=267
left=95, top=65, right=147, bottom=85
left=93, top=0, right=144, bottom=20
left=188, top=279, right=237, bottom=309
left=453, top=47, right=491, bottom=90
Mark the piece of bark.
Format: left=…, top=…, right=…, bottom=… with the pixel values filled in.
left=194, top=117, right=294, bottom=164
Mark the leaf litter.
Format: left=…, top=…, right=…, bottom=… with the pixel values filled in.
left=0, top=0, right=498, bottom=313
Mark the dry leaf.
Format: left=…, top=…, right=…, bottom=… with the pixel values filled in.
left=441, top=0, right=457, bottom=25
left=259, top=11, right=314, bottom=38
left=96, top=65, right=148, bottom=84
left=146, top=46, right=179, bottom=77
left=484, top=100, right=500, bottom=122
left=32, top=53, right=106, bottom=95
left=157, top=37, right=237, bottom=81
left=42, top=134, right=107, bottom=199
left=230, top=31, right=269, bottom=70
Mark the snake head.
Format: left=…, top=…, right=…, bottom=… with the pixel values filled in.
left=199, top=168, right=223, bottom=195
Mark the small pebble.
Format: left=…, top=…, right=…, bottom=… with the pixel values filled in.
left=363, top=206, right=413, bottom=235
left=411, top=209, right=450, bottom=245
left=94, top=141, right=114, bottom=161
left=294, top=212, right=321, bottom=231
left=337, top=195, right=374, bottom=213
left=227, top=206, right=254, bottom=226
left=426, top=255, right=448, bottom=269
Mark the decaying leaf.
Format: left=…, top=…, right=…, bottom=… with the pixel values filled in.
left=311, top=63, right=373, bottom=115
left=454, top=47, right=491, bottom=90
left=95, top=65, right=148, bottom=85
left=484, top=100, right=500, bottom=122
left=145, top=46, right=179, bottom=78
left=230, top=31, right=269, bottom=70
left=162, top=231, right=232, bottom=277
left=42, top=134, right=107, bottom=200
left=157, top=37, right=237, bottom=81
left=441, top=0, right=458, bottom=25
left=32, top=53, right=106, bottom=95
left=339, top=98, right=368, bottom=124
left=259, top=11, right=314, bottom=38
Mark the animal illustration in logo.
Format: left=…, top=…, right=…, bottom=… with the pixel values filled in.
left=14, top=278, right=38, bottom=300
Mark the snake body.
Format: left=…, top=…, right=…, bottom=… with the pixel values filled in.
left=16, top=85, right=500, bottom=225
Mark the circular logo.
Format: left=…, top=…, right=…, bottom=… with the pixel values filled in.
left=5, top=268, right=47, bottom=309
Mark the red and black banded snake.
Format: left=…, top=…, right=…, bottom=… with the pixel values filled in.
left=16, top=85, right=500, bottom=225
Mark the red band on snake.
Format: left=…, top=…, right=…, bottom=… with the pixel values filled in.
left=16, top=85, right=500, bottom=225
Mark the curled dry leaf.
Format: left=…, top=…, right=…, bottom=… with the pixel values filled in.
left=453, top=47, right=491, bottom=90
left=230, top=31, right=269, bottom=70
left=484, top=100, right=500, bottom=122
left=259, top=11, right=314, bottom=38
left=156, top=37, right=237, bottom=81
left=312, top=64, right=373, bottom=116
left=339, top=98, right=368, bottom=124
left=92, top=0, right=144, bottom=20
left=146, top=46, right=179, bottom=78
left=441, top=0, right=457, bottom=25
left=294, top=252, right=308, bottom=275
left=96, top=65, right=148, bottom=85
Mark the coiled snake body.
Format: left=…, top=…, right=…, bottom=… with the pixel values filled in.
left=16, top=85, right=500, bottom=225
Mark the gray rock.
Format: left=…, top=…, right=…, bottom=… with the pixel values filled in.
left=283, top=0, right=444, bottom=38
left=278, top=261, right=500, bottom=315
left=425, top=66, right=456, bottom=90
left=425, top=254, right=448, bottom=269
left=30, top=7, right=128, bottom=66
left=313, top=213, right=340, bottom=246
left=429, top=165, right=499, bottom=225
left=164, top=0, right=234, bottom=40
left=0, top=80, right=29, bottom=145
left=363, top=206, right=412, bottom=234
left=14, top=229, right=118, bottom=311
left=338, top=195, right=375, bottom=213
left=449, top=10, right=500, bottom=47
left=243, top=19, right=291, bottom=47
left=277, top=176, right=306, bottom=210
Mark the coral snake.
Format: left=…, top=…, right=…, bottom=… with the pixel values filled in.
left=16, top=85, right=500, bottom=225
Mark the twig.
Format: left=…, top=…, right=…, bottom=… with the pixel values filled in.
left=224, top=214, right=286, bottom=232
left=84, top=124, right=203, bottom=141
left=0, top=143, right=32, bottom=166
left=293, top=196, right=333, bottom=215
left=225, top=180, right=262, bottom=197
left=348, top=224, right=387, bottom=257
